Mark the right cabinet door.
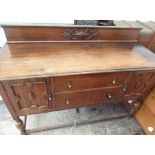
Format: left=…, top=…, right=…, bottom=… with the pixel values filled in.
left=123, top=71, right=155, bottom=96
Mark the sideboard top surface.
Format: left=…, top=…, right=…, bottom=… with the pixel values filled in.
left=0, top=42, right=155, bottom=80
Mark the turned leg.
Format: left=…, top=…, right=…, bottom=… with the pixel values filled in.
left=76, top=108, right=79, bottom=113
left=15, top=117, right=27, bottom=135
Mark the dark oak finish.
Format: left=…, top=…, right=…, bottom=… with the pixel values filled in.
left=123, top=72, right=155, bottom=95
left=54, top=72, right=128, bottom=92
left=0, top=24, right=155, bottom=134
left=1, top=71, right=155, bottom=115
left=55, top=87, right=123, bottom=109
left=2, top=78, right=53, bottom=115
left=1, top=42, right=155, bottom=81
left=2, top=25, right=140, bottom=42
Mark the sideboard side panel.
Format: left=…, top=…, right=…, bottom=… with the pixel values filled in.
left=0, top=82, right=18, bottom=120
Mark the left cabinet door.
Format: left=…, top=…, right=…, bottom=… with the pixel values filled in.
left=2, top=78, right=53, bottom=115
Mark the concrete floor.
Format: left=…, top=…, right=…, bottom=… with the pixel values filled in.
left=0, top=101, right=144, bottom=135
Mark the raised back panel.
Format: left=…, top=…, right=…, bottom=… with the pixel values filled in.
left=2, top=25, right=141, bottom=42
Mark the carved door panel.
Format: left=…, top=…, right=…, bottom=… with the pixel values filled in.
left=123, top=72, right=155, bottom=96
left=2, top=78, right=53, bottom=115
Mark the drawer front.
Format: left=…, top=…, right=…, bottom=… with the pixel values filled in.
left=54, top=72, right=128, bottom=92
left=55, top=87, right=123, bottom=109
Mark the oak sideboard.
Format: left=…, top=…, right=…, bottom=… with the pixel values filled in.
left=0, top=24, right=155, bottom=134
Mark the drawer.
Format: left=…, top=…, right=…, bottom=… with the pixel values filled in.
left=54, top=72, right=128, bottom=92
left=55, top=87, right=123, bottom=109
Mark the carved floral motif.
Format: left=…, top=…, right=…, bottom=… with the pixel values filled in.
left=63, top=29, right=98, bottom=40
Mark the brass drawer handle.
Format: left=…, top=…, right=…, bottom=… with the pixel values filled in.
left=66, top=98, right=70, bottom=104
left=107, top=93, right=112, bottom=99
left=112, top=77, right=116, bottom=84
left=67, top=81, right=72, bottom=88
left=123, top=84, right=128, bottom=92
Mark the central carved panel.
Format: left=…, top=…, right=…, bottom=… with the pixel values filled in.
left=63, top=29, right=98, bottom=40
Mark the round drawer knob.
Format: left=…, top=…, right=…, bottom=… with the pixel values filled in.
left=107, top=93, right=112, bottom=99
left=67, top=81, right=72, bottom=88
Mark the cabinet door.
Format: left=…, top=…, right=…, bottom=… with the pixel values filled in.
left=2, top=78, right=53, bottom=115
left=123, top=72, right=155, bottom=96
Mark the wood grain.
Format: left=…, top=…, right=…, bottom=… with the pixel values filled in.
left=2, top=78, right=53, bottom=115
left=1, top=42, right=155, bottom=81
left=55, top=87, right=123, bottom=109
left=2, top=71, right=155, bottom=116
left=2, top=26, right=140, bottom=42
left=54, top=72, right=128, bottom=92
left=0, top=23, right=155, bottom=134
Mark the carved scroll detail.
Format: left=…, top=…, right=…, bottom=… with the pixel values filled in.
left=63, top=29, right=98, bottom=40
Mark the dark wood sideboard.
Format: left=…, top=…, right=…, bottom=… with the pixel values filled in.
left=1, top=24, right=155, bottom=134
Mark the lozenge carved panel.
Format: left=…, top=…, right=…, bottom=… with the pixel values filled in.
left=2, top=78, right=52, bottom=114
